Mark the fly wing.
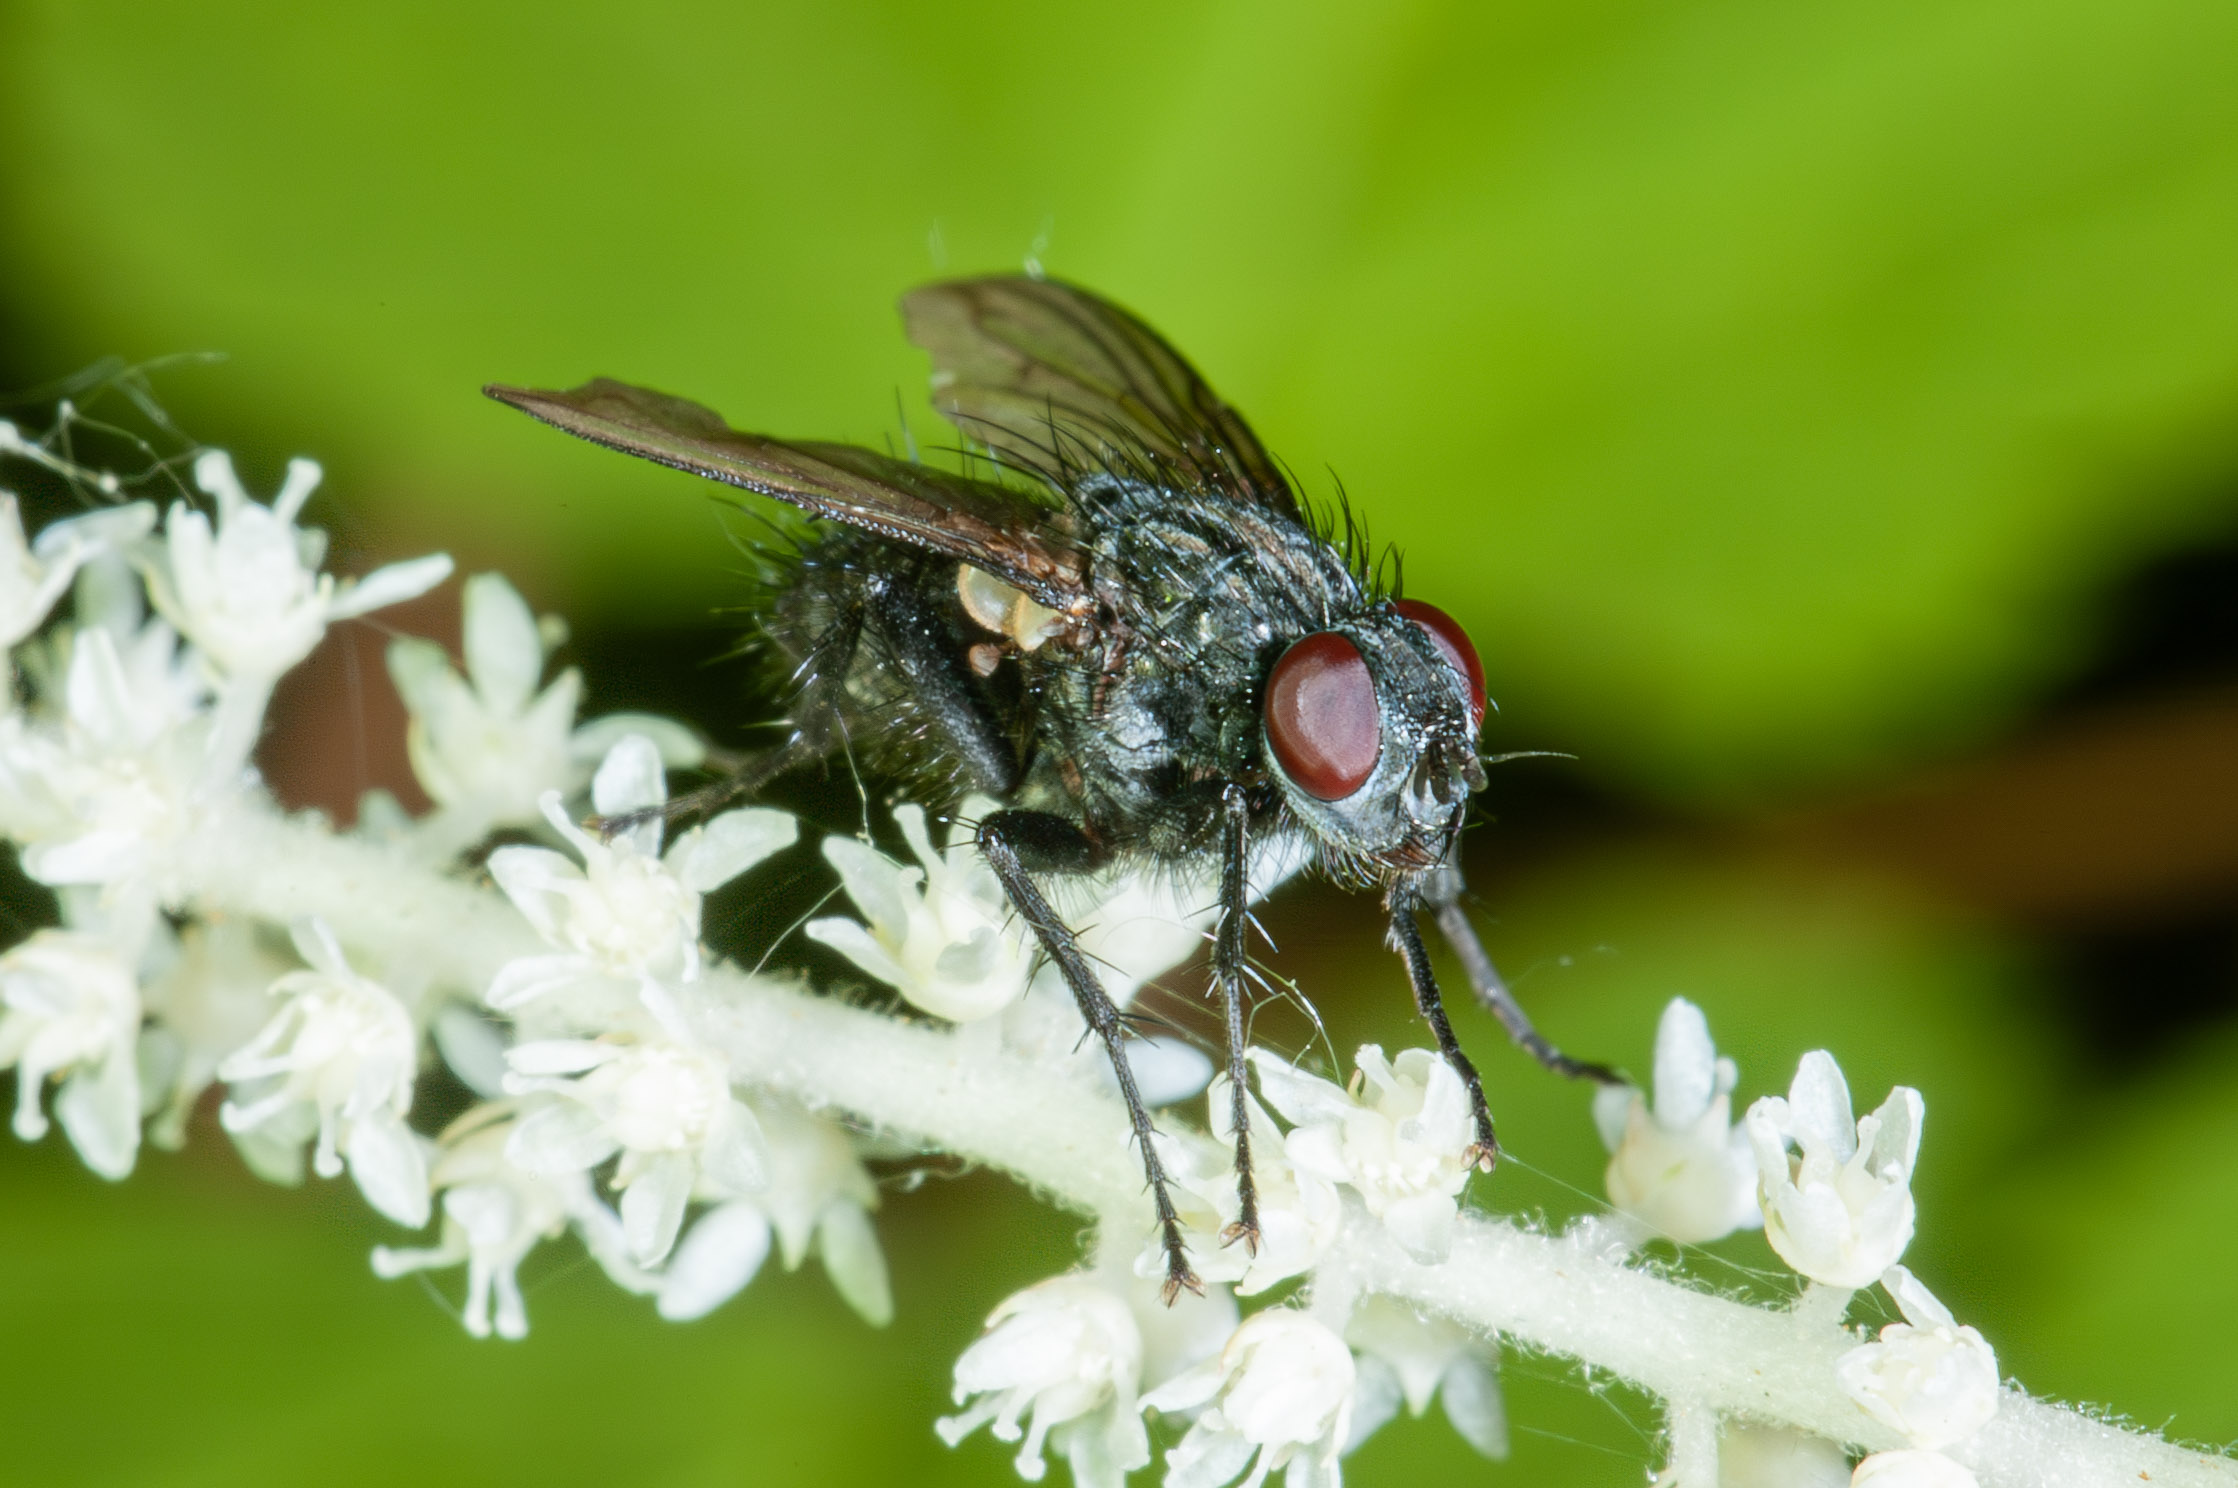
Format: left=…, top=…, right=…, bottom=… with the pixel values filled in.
left=901, top=276, right=1298, bottom=516
left=485, top=378, right=1091, bottom=611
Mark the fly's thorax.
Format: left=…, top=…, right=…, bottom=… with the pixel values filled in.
left=1259, top=604, right=1486, bottom=875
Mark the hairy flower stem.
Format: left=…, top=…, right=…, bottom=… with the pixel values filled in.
left=171, top=804, right=2232, bottom=1488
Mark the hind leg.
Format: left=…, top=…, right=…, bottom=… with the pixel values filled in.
left=976, top=808, right=1203, bottom=1303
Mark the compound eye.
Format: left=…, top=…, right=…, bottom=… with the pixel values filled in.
left=1264, top=631, right=1381, bottom=801
left=1395, top=599, right=1486, bottom=726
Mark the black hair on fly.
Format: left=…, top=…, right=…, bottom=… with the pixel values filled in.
left=1294, top=468, right=1397, bottom=604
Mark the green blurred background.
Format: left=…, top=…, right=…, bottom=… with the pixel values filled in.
left=4, top=0, right=2238, bottom=1483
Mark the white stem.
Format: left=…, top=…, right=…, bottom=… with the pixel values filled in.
left=1792, top=1280, right=1857, bottom=1332
left=165, top=802, right=2237, bottom=1488
left=1664, top=1401, right=1720, bottom=1488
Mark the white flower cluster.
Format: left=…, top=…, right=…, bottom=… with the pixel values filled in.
left=2, top=432, right=2181, bottom=1488
left=1600, top=999, right=2000, bottom=1487
left=931, top=1042, right=1512, bottom=1487
left=940, top=1271, right=1504, bottom=1488
left=0, top=447, right=896, bottom=1341
left=0, top=448, right=449, bottom=1184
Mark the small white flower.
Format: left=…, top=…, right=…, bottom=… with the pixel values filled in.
left=1593, top=998, right=1760, bottom=1244
left=372, top=1103, right=634, bottom=1340
left=1342, top=1296, right=1506, bottom=1459
left=1144, top=1076, right=1341, bottom=1297
left=0, top=495, right=155, bottom=651
left=806, top=800, right=1036, bottom=1022
left=1252, top=1046, right=1475, bottom=1263
left=0, top=621, right=208, bottom=886
left=138, top=917, right=293, bottom=1148
left=1134, top=1276, right=1243, bottom=1394
left=656, top=1096, right=889, bottom=1325
left=808, top=799, right=1302, bottom=1032
left=935, top=1274, right=1151, bottom=1488
left=486, top=736, right=794, bottom=1035
left=137, top=450, right=451, bottom=682
left=1836, top=1266, right=2000, bottom=1450
left=388, top=572, right=584, bottom=824
left=1746, top=1051, right=1923, bottom=1287
left=502, top=1036, right=765, bottom=1267
left=1850, top=1449, right=1979, bottom=1487
left=218, top=920, right=428, bottom=1227
left=384, top=573, right=705, bottom=862
left=0, top=929, right=142, bottom=1178
left=1141, top=1308, right=1356, bottom=1488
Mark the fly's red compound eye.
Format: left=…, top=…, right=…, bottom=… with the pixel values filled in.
left=1395, top=599, right=1486, bottom=726
left=1264, top=631, right=1381, bottom=800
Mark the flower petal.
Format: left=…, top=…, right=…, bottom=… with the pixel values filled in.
left=569, top=712, right=707, bottom=770
left=669, top=807, right=797, bottom=893
left=801, top=917, right=909, bottom=989
left=1245, top=1050, right=1353, bottom=1127
left=347, top=1112, right=432, bottom=1228
left=817, top=1201, right=894, bottom=1326
left=1651, top=997, right=1718, bottom=1129
left=329, top=553, right=455, bottom=619
left=505, top=1098, right=618, bottom=1173
left=656, top=1200, right=773, bottom=1321
left=1440, top=1354, right=1510, bottom=1460
left=1125, top=1036, right=1214, bottom=1108
left=591, top=734, right=667, bottom=832
left=699, top=1098, right=769, bottom=1196
left=821, top=835, right=912, bottom=941
left=487, top=846, right=582, bottom=943
left=1850, top=1449, right=1980, bottom=1487
left=621, top=1150, right=693, bottom=1265
left=1381, top=1190, right=1458, bottom=1264
left=505, top=1039, right=615, bottom=1077
left=460, top=572, right=543, bottom=713
left=1867, top=1087, right=1925, bottom=1182
left=54, top=1056, right=139, bottom=1181
left=1787, top=1050, right=1857, bottom=1161
left=486, top=954, right=592, bottom=1011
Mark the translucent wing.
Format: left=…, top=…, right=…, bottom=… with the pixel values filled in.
left=485, top=378, right=1091, bottom=612
left=901, top=276, right=1298, bottom=516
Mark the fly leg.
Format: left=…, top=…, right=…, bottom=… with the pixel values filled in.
left=1211, top=783, right=1261, bottom=1257
left=1119, top=778, right=1265, bottom=1260
left=592, top=606, right=866, bottom=839
left=1386, top=894, right=1500, bottom=1170
left=976, top=809, right=1200, bottom=1303
left=1420, top=861, right=1619, bottom=1085
left=591, top=733, right=828, bottom=836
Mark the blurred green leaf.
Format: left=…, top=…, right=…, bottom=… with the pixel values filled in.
left=1962, top=1020, right=2238, bottom=1441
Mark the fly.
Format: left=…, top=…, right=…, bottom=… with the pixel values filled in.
left=486, top=277, right=1616, bottom=1301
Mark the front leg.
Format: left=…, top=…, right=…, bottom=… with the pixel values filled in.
left=1420, top=861, right=1619, bottom=1086
left=1386, top=895, right=1500, bottom=1170
left=976, top=809, right=1200, bottom=1303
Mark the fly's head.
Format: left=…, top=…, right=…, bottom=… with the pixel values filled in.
left=1260, top=599, right=1489, bottom=879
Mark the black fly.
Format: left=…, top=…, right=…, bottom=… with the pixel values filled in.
left=487, top=277, right=1616, bottom=1301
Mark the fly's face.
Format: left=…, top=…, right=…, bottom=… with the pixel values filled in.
left=1261, top=599, right=1489, bottom=874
